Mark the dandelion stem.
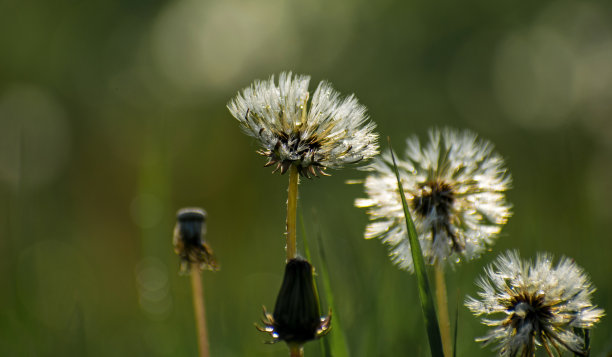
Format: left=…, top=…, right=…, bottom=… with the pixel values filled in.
left=190, top=263, right=210, bottom=357
left=286, top=164, right=299, bottom=260
left=289, top=344, right=304, bottom=357
left=435, top=263, right=452, bottom=357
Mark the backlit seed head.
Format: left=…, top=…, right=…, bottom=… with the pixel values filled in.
left=355, top=128, right=512, bottom=271
left=465, top=250, right=605, bottom=357
left=228, top=72, right=378, bottom=178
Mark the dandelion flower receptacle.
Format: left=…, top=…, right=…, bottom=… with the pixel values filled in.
left=227, top=72, right=379, bottom=178
left=258, top=258, right=331, bottom=349
left=355, top=128, right=512, bottom=272
left=465, top=250, right=605, bottom=357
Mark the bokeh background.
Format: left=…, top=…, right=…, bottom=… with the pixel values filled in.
left=1, top=0, right=611, bottom=355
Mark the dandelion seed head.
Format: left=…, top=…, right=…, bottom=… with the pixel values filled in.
left=355, top=128, right=512, bottom=271
left=465, top=250, right=605, bottom=357
left=228, top=72, right=379, bottom=177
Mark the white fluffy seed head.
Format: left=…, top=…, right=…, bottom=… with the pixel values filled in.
left=228, top=72, right=379, bottom=177
left=465, top=250, right=605, bottom=357
left=355, top=128, right=512, bottom=272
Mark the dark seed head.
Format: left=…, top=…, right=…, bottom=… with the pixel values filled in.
left=507, top=292, right=553, bottom=334
left=412, top=181, right=455, bottom=219
left=412, top=181, right=466, bottom=253
left=257, top=132, right=330, bottom=178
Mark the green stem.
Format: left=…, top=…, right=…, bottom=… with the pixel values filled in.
left=435, top=263, right=451, bottom=357
left=289, top=344, right=304, bottom=357
left=190, top=263, right=210, bottom=357
left=286, top=165, right=299, bottom=260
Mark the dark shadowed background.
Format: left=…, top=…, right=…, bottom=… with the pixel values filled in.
left=1, top=0, right=611, bottom=355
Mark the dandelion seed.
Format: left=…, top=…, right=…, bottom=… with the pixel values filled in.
left=257, top=258, right=331, bottom=348
left=355, top=128, right=512, bottom=271
left=228, top=72, right=379, bottom=178
left=465, top=250, right=605, bottom=357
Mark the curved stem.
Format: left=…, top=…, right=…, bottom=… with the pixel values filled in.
left=286, top=165, right=299, bottom=260
left=435, top=263, right=451, bottom=357
left=191, top=263, right=210, bottom=357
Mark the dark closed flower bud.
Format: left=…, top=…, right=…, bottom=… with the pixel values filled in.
left=258, top=258, right=331, bottom=347
left=173, top=207, right=219, bottom=273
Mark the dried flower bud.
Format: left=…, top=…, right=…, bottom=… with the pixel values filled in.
left=173, top=207, right=219, bottom=273
left=258, top=258, right=331, bottom=347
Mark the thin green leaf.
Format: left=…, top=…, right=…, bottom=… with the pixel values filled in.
left=298, top=212, right=326, bottom=357
left=299, top=211, right=350, bottom=357
left=299, top=211, right=313, bottom=263
left=453, top=290, right=459, bottom=357
left=317, top=234, right=350, bottom=357
left=388, top=137, right=445, bottom=357
left=321, top=334, right=333, bottom=357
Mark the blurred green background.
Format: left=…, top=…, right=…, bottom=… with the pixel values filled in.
left=1, top=0, right=611, bottom=355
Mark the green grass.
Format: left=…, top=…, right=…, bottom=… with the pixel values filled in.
left=388, top=138, right=444, bottom=357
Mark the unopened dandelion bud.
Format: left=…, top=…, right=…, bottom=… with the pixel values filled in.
left=173, top=207, right=219, bottom=273
left=258, top=258, right=331, bottom=347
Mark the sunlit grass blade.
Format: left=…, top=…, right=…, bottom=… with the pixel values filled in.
left=298, top=211, right=321, bottom=357
left=299, top=211, right=313, bottom=262
left=299, top=211, right=349, bottom=357
left=317, top=235, right=350, bottom=357
left=453, top=290, right=459, bottom=357
left=388, top=138, right=444, bottom=357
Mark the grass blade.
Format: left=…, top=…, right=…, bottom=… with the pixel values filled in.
left=453, top=290, right=459, bottom=357
left=316, top=235, right=350, bottom=357
left=388, top=138, right=444, bottom=357
left=299, top=211, right=313, bottom=262
left=299, top=211, right=349, bottom=357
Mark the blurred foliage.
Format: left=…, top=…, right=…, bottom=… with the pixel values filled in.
left=1, top=0, right=612, bottom=356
